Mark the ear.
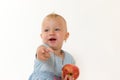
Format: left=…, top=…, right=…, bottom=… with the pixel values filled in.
left=40, top=33, right=42, bottom=38
left=64, top=32, right=69, bottom=41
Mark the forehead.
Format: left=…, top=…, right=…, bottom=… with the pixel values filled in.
left=42, top=17, right=67, bottom=30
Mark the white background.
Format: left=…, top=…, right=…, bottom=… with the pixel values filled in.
left=0, top=0, right=120, bottom=80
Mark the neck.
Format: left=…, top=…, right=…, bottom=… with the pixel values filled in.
left=54, top=49, right=63, bottom=57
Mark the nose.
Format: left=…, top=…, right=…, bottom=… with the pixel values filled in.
left=49, top=30, right=55, bottom=35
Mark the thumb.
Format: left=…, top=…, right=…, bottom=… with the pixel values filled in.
left=46, top=47, right=54, bottom=53
left=43, top=43, right=54, bottom=53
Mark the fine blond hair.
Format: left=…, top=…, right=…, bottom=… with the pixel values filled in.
left=42, top=13, right=67, bottom=31
left=46, top=13, right=66, bottom=24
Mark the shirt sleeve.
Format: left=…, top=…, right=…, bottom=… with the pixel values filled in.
left=63, top=50, right=76, bottom=65
left=33, top=57, right=45, bottom=72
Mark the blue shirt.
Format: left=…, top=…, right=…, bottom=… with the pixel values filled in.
left=29, top=46, right=75, bottom=80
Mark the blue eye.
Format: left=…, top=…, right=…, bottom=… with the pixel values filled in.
left=55, top=28, right=60, bottom=31
left=44, top=29, right=49, bottom=32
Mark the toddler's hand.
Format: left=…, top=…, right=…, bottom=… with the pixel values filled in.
left=36, top=45, right=54, bottom=61
left=62, top=75, right=75, bottom=80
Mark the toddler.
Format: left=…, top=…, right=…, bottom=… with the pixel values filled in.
left=29, top=13, right=75, bottom=80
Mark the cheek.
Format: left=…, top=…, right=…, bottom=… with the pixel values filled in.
left=57, top=33, right=65, bottom=39
left=41, top=35, right=47, bottom=41
left=57, top=35, right=65, bottom=42
left=43, top=37, right=47, bottom=41
left=41, top=34, right=47, bottom=38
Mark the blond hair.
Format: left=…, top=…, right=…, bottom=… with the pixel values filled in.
left=42, top=13, right=67, bottom=31
left=46, top=13, right=66, bottom=24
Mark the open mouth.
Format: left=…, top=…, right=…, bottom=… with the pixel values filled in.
left=49, top=38, right=57, bottom=41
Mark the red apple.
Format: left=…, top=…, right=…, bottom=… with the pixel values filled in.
left=62, top=64, right=80, bottom=80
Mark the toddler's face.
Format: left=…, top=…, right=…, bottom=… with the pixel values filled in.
left=41, top=17, right=69, bottom=50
